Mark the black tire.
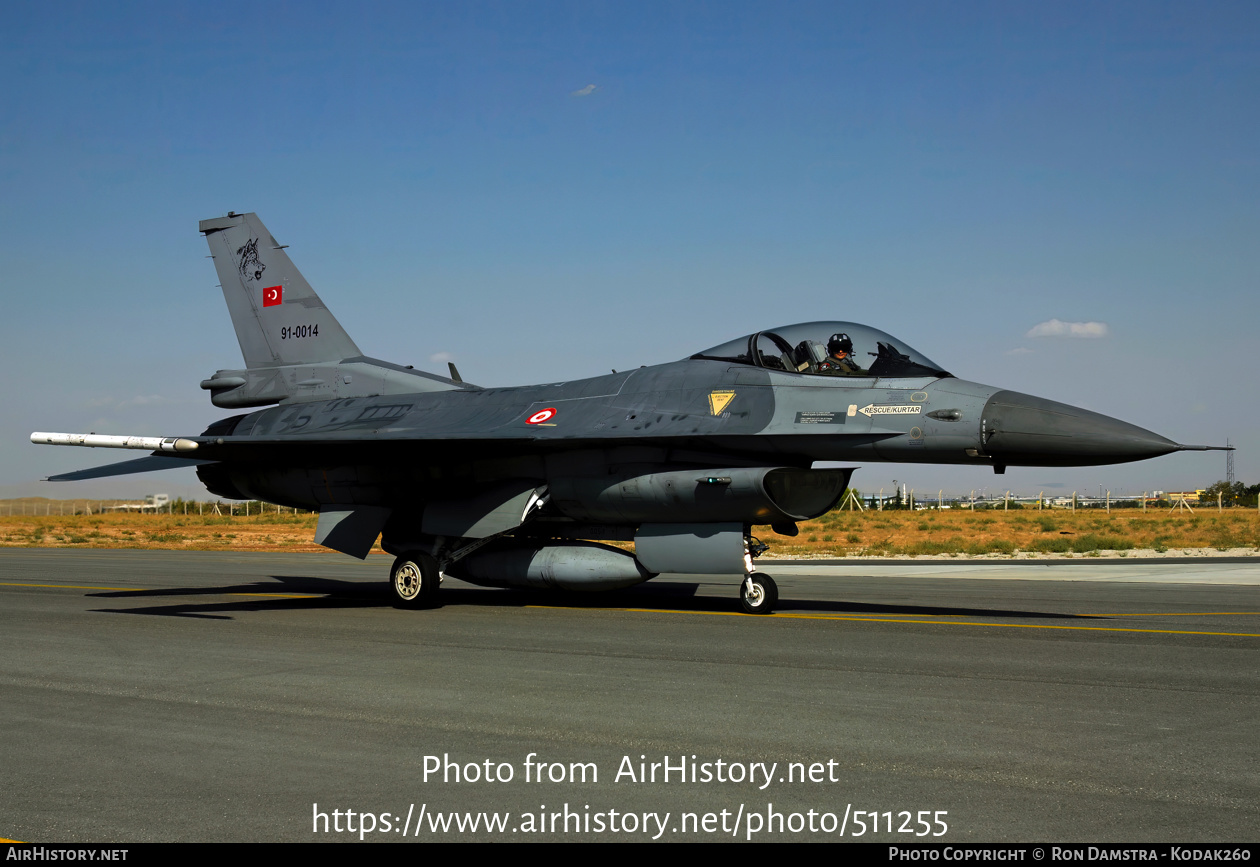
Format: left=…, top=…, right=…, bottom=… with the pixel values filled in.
left=390, top=553, right=440, bottom=609
left=740, top=572, right=778, bottom=615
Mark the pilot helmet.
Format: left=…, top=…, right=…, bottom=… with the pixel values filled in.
left=827, top=333, right=854, bottom=356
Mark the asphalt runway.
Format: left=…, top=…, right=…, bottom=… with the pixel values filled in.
left=2, top=549, right=1257, bottom=843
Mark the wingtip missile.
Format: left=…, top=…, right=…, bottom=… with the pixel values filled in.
left=31, top=432, right=200, bottom=453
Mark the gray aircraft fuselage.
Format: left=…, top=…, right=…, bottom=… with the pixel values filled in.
left=198, top=353, right=1179, bottom=503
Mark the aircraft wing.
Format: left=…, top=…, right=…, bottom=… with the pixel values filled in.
left=32, top=425, right=898, bottom=483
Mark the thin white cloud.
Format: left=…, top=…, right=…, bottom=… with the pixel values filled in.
left=429, top=352, right=454, bottom=363
left=571, top=84, right=597, bottom=97
left=1026, top=319, right=1109, bottom=339
left=85, top=394, right=168, bottom=410
left=1004, top=347, right=1034, bottom=356
left=118, top=395, right=167, bottom=408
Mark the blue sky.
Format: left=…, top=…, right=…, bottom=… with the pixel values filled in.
left=2, top=1, right=1256, bottom=500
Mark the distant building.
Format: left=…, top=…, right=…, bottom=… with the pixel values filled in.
left=105, top=493, right=170, bottom=512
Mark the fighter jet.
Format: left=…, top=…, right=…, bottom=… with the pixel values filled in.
left=31, top=213, right=1226, bottom=614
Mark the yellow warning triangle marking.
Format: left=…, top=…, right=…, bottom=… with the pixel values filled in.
left=708, top=390, right=735, bottom=415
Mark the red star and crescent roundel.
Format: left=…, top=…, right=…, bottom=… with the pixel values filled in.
left=263, top=285, right=283, bottom=307
left=526, top=408, right=557, bottom=425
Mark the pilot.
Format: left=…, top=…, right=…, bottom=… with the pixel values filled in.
left=816, top=333, right=864, bottom=375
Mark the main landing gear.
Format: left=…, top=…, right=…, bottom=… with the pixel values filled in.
left=390, top=553, right=441, bottom=609
left=740, top=572, right=778, bottom=615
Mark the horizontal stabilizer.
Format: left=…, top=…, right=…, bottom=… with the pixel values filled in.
left=315, top=506, right=391, bottom=559
left=47, top=456, right=213, bottom=482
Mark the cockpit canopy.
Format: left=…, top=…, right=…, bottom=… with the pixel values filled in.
left=692, top=321, right=951, bottom=379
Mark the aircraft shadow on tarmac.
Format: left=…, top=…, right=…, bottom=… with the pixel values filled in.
left=85, top=574, right=1092, bottom=621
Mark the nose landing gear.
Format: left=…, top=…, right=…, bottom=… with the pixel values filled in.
left=738, top=533, right=777, bottom=614
left=740, top=572, right=778, bottom=614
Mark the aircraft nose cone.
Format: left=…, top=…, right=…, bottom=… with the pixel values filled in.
left=981, top=390, right=1178, bottom=466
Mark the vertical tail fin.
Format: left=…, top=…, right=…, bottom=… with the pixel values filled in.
left=199, top=212, right=361, bottom=368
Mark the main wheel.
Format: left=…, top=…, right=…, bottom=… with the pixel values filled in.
left=390, top=553, right=440, bottom=609
left=740, top=572, right=778, bottom=615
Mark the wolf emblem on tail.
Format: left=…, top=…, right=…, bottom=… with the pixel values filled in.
left=236, top=237, right=266, bottom=282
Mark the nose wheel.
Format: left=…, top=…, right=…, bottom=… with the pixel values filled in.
left=740, top=572, right=778, bottom=615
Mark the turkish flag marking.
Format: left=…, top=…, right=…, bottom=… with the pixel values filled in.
left=263, top=286, right=283, bottom=307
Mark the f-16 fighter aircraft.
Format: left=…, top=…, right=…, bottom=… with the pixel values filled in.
left=32, top=213, right=1226, bottom=614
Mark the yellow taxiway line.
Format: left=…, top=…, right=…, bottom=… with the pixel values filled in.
left=528, top=605, right=1260, bottom=638
left=4, top=582, right=1255, bottom=637
left=1089, top=612, right=1260, bottom=617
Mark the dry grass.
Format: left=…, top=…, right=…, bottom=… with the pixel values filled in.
left=763, top=507, right=1260, bottom=557
left=0, top=509, right=331, bottom=553
left=0, top=504, right=1257, bottom=558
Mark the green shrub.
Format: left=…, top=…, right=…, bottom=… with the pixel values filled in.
left=1072, top=534, right=1134, bottom=553
left=963, top=539, right=1016, bottom=555
left=903, top=539, right=957, bottom=556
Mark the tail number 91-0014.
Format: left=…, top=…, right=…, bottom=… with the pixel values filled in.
left=281, top=325, right=319, bottom=340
